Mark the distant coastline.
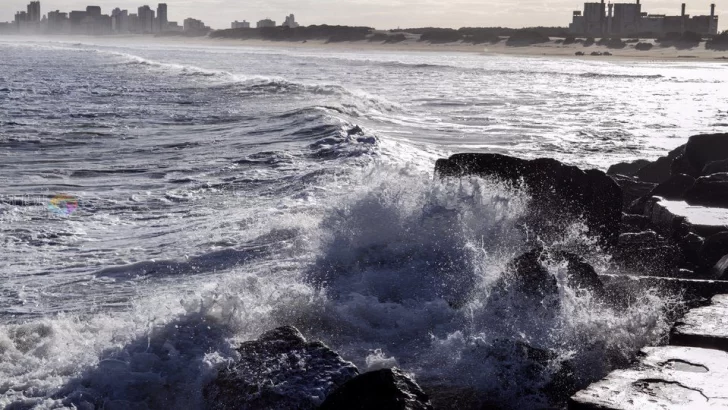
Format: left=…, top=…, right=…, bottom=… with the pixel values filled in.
left=5, top=31, right=727, bottom=63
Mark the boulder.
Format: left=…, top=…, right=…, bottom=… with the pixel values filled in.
left=671, top=294, right=728, bottom=351
left=643, top=197, right=728, bottom=239
left=684, top=173, right=728, bottom=208
left=500, top=248, right=606, bottom=301
left=606, top=159, right=650, bottom=177
left=204, top=326, right=358, bottom=410
left=613, top=231, right=683, bottom=276
left=649, top=174, right=695, bottom=200
left=319, top=368, right=433, bottom=410
left=634, top=145, right=685, bottom=183
left=701, top=159, right=728, bottom=176
left=670, top=152, right=698, bottom=177
left=611, top=175, right=656, bottom=211
left=684, top=133, right=728, bottom=174
left=621, top=214, right=652, bottom=233
left=698, top=232, right=728, bottom=277
left=435, top=154, right=622, bottom=247
left=678, top=232, right=704, bottom=267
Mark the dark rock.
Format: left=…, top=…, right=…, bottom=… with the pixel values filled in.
left=501, top=248, right=606, bottom=301
left=678, top=232, right=705, bottom=267
left=607, top=159, right=650, bottom=177
left=698, top=232, right=728, bottom=277
left=611, top=175, right=656, bottom=211
left=319, top=368, right=433, bottom=410
left=621, top=214, right=652, bottom=233
left=204, top=326, right=358, bottom=410
left=626, top=196, right=650, bottom=215
left=685, top=173, right=728, bottom=208
left=347, top=125, right=363, bottom=136
left=702, top=159, right=728, bottom=176
left=670, top=152, right=698, bottom=177
left=684, top=133, right=728, bottom=174
left=630, top=144, right=686, bottom=183
left=613, top=231, right=683, bottom=276
left=649, top=173, right=695, bottom=200
left=435, top=153, right=622, bottom=247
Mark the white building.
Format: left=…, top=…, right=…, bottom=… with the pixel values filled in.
left=282, top=14, right=299, bottom=28
left=256, top=18, right=275, bottom=28
left=231, top=20, right=250, bottom=29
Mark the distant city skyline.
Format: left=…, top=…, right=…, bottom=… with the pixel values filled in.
left=0, top=0, right=723, bottom=31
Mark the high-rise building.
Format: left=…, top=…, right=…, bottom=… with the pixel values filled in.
left=157, top=3, right=168, bottom=32
left=27, top=1, right=41, bottom=22
left=112, top=8, right=129, bottom=33
left=282, top=14, right=299, bottom=28
left=138, top=5, right=155, bottom=33
left=86, top=6, right=101, bottom=18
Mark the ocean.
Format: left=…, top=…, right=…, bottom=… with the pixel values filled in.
left=0, top=38, right=727, bottom=409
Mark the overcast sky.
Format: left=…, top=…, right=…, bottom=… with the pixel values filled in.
left=0, top=0, right=722, bottom=30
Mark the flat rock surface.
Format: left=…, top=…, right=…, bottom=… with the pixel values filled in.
left=646, top=197, right=728, bottom=237
left=672, top=294, right=728, bottom=351
left=570, top=346, right=728, bottom=409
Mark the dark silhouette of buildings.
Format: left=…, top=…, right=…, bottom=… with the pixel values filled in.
left=570, top=0, right=719, bottom=36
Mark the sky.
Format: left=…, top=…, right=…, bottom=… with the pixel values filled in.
left=0, top=0, right=722, bottom=31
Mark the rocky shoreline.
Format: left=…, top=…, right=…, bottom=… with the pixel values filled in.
left=204, top=133, right=728, bottom=409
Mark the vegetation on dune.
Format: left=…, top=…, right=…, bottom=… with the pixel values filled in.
left=657, top=31, right=702, bottom=49
left=706, top=31, right=728, bottom=51
left=209, top=25, right=372, bottom=43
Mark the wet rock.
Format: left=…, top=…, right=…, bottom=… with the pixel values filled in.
left=204, top=326, right=358, bottom=410
left=570, top=345, right=728, bottom=409
left=319, top=368, right=433, bottom=410
left=347, top=125, right=363, bottom=136
left=698, top=232, right=728, bottom=277
left=626, top=196, right=650, bottom=215
left=684, top=133, right=728, bottom=174
left=501, top=248, right=606, bottom=301
left=611, top=175, right=656, bottom=211
left=643, top=197, right=728, bottom=239
left=621, top=214, right=652, bottom=233
left=607, top=159, right=650, bottom=177
left=649, top=174, right=695, bottom=200
left=634, top=146, right=683, bottom=183
left=670, top=151, right=698, bottom=177
left=672, top=294, right=728, bottom=351
left=613, top=231, right=683, bottom=276
left=701, top=158, right=728, bottom=176
left=684, top=173, right=728, bottom=208
left=678, top=232, right=704, bottom=267
left=435, top=153, right=622, bottom=247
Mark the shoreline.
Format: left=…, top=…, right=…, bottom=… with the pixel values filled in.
left=4, top=34, right=728, bottom=62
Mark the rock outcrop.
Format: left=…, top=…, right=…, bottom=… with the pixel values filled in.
left=498, top=248, right=606, bottom=301
left=204, top=326, right=358, bottom=410
left=569, top=345, right=728, bottom=409
left=671, top=294, right=728, bottom=351
left=685, top=173, right=728, bottom=208
left=319, top=368, right=434, bottom=410
left=649, top=174, right=695, bottom=200
left=435, top=153, right=622, bottom=247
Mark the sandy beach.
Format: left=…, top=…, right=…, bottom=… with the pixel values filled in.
left=5, top=33, right=728, bottom=62
left=151, top=35, right=728, bottom=62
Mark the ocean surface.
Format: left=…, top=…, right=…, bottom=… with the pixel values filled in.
left=1, top=37, right=727, bottom=409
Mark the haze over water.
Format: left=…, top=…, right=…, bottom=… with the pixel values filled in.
left=1, top=38, right=727, bottom=408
